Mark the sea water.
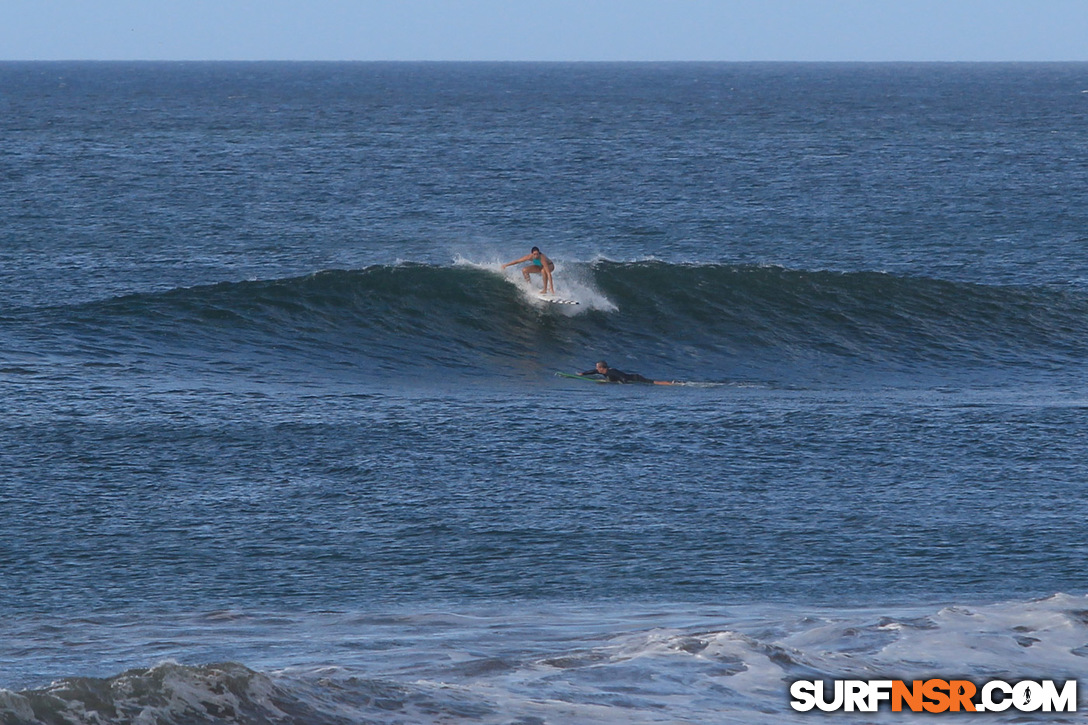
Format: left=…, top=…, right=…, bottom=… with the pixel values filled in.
left=2, top=62, right=1088, bottom=723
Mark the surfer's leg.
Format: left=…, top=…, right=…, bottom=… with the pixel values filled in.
left=522, top=267, right=540, bottom=282
left=541, top=266, right=554, bottom=294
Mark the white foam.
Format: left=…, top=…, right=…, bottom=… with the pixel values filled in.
left=869, top=594, right=1088, bottom=679
left=548, top=262, right=618, bottom=312
left=7, top=596, right=1087, bottom=724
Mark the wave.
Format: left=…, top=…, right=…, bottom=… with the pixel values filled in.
left=3, top=594, right=1086, bottom=724
left=7, top=261, right=1088, bottom=385
left=0, top=662, right=332, bottom=725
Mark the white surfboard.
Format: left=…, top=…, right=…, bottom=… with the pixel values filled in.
left=539, top=294, right=579, bottom=305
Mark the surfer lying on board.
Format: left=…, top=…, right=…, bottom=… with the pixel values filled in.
left=502, top=246, right=555, bottom=294
left=579, top=361, right=660, bottom=384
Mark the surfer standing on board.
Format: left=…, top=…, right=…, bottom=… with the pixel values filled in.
left=502, top=246, right=555, bottom=295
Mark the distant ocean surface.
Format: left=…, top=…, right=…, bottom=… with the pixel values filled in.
left=2, top=62, right=1088, bottom=723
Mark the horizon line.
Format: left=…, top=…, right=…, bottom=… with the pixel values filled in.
left=4, top=58, right=1088, bottom=64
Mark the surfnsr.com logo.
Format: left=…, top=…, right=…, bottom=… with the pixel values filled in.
left=790, top=679, right=1077, bottom=713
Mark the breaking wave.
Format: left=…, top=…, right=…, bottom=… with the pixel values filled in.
left=2, top=594, right=1086, bottom=724
left=6, top=261, right=1088, bottom=385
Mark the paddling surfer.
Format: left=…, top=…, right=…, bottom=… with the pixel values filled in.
left=578, top=360, right=659, bottom=384
left=502, top=246, right=555, bottom=294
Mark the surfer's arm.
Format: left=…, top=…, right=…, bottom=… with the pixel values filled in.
left=501, top=254, right=532, bottom=269
left=578, top=369, right=599, bottom=377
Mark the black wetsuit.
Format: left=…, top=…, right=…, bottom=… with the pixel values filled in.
left=580, top=368, right=654, bottom=384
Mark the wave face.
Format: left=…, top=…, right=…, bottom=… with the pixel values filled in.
left=11, top=261, right=1088, bottom=386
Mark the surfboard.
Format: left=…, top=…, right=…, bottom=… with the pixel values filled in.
left=539, top=294, right=579, bottom=305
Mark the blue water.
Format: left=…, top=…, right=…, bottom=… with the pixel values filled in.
left=2, top=62, right=1088, bottom=723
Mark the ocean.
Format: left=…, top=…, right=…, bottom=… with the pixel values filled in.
left=2, top=61, right=1088, bottom=723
